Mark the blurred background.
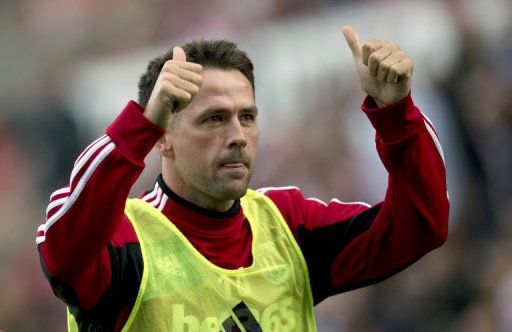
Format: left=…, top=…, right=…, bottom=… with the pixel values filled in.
left=0, top=0, right=511, bottom=331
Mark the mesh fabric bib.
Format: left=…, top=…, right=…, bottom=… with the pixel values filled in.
left=68, top=189, right=316, bottom=331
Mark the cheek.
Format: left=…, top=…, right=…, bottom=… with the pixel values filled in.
left=174, top=134, right=217, bottom=167
left=247, top=129, right=259, bottom=153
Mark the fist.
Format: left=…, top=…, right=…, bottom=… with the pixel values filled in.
left=144, top=46, right=203, bottom=128
left=342, top=26, right=413, bottom=106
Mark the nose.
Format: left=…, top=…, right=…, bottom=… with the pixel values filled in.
left=227, top=118, right=247, bottom=148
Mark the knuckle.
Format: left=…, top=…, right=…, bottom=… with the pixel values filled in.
left=164, top=80, right=176, bottom=90
left=167, top=85, right=180, bottom=97
left=176, top=88, right=190, bottom=99
left=191, top=74, right=202, bottom=85
left=162, top=67, right=178, bottom=79
left=389, top=69, right=399, bottom=78
left=190, top=85, right=200, bottom=95
left=170, top=63, right=181, bottom=73
left=362, top=43, right=372, bottom=52
left=157, top=81, right=170, bottom=94
left=369, top=53, right=380, bottom=63
left=389, top=64, right=399, bottom=74
left=380, top=60, right=391, bottom=70
left=187, top=63, right=202, bottom=73
left=161, top=60, right=172, bottom=70
left=160, top=71, right=174, bottom=82
left=163, top=61, right=178, bottom=72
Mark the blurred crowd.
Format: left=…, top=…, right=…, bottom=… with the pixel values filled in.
left=0, top=0, right=511, bottom=331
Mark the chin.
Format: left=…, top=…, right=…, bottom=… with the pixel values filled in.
left=221, top=186, right=249, bottom=200
left=203, top=173, right=253, bottom=200
left=215, top=180, right=250, bottom=200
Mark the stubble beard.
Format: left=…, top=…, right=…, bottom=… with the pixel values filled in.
left=203, top=168, right=253, bottom=200
left=179, top=163, right=253, bottom=202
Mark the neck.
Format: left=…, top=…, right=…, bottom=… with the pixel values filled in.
left=162, top=171, right=235, bottom=213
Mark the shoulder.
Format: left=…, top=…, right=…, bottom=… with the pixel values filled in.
left=255, top=186, right=373, bottom=231
left=256, top=186, right=303, bottom=203
left=252, top=186, right=309, bottom=239
left=255, top=186, right=305, bottom=215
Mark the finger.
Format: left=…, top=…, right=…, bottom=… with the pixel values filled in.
left=342, top=26, right=362, bottom=61
left=175, top=61, right=203, bottom=73
left=169, top=76, right=200, bottom=97
left=166, top=85, right=192, bottom=110
left=398, top=58, right=414, bottom=80
left=163, top=64, right=203, bottom=85
left=386, top=62, right=401, bottom=84
left=367, top=47, right=393, bottom=77
left=173, top=46, right=187, bottom=62
left=362, top=40, right=386, bottom=66
left=164, top=60, right=203, bottom=84
left=162, top=60, right=203, bottom=77
left=386, top=59, right=413, bottom=84
left=176, top=69, right=203, bottom=86
left=377, top=51, right=405, bottom=82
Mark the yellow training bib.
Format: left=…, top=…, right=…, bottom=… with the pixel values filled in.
left=68, top=189, right=316, bottom=331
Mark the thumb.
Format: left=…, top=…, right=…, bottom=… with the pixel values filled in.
left=342, top=26, right=362, bottom=61
left=173, top=46, right=187, bottom=62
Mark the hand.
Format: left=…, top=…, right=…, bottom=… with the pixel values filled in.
left=342, top=26, right=413, bottom=106
left=144, top=47, right=203, bottom=128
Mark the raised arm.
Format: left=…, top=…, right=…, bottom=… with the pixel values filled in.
left=37, top=46, right=202, bottom=311
left=264, top=27, right=448, bottom=304
left=36, top=102, right=164, bottom=309
left=265, top=94, right=448, bottom=303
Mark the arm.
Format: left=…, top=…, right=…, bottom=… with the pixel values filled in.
left=265, top=94, right=448, bottom=304
left=37, top=46, right=202, bottom=311
left=328, top=93, right=449, bottom=289
left=37, top=101, right=164, bottom=310
left=264, top=27, right=448, bottom=304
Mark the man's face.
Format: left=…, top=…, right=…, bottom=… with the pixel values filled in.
left=163, top=68, right=258, bottom=204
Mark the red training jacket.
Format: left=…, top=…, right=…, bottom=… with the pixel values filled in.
left=37, top=93, right=449, bottom=331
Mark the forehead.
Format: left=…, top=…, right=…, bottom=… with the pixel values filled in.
left=191, top=68, right=255, bottom=110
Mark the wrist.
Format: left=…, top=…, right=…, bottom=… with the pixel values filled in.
left=143, top=99, right=170, bottom=129
left=371, top=92, right=410, bottom=108
left=143, top=109, right=167, bottom=129
left=373, top=97, right=386, bottom=108
left=107, top=101, right=166, bottom=161
left=362, top=91, right=423, bottom=143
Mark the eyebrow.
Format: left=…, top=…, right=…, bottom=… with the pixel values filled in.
left=201, top=105, right=259, bottom=114
left=241, top=106, right=259, bottom=114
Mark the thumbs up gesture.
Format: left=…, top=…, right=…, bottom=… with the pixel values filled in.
left=342, top=26, right=413, bottom=106
left=144, top=46, right=203, bottom=128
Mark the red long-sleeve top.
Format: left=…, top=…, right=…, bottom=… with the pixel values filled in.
left=37, top=93, right=449, bottom=331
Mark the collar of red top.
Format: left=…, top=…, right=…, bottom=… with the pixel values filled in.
left=154, top=175, right=245, bottom=238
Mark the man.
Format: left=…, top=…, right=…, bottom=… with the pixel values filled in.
left=37, top=26, right=449, bottom=331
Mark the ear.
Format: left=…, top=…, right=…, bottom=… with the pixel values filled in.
left=157, top=132, right=174, bottom=158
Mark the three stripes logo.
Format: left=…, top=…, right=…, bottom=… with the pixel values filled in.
left=221, top=302, right=262, bottom=332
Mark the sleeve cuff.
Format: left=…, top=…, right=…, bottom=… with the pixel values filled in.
left=106, top=101, right=165, bottom=161
left=361, top=92, right=423, bottom=143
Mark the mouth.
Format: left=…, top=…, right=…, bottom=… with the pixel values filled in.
left=218, top=153, right=250, bottom=172
left=220, top=162, right=247, bottom=169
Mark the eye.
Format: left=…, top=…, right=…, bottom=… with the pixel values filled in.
left=206, top=115, right=223, bottom=122
left=240, top=113, right=255, bottom=122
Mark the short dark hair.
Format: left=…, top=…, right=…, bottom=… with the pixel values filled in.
left=137, top=39, right=255, bottom=107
